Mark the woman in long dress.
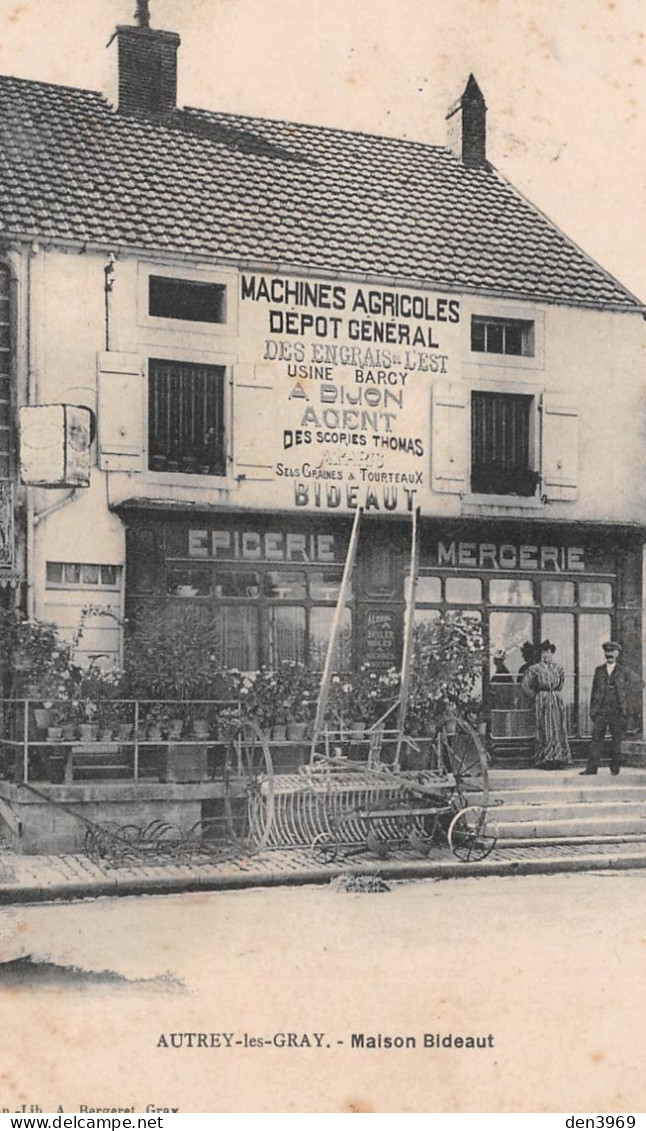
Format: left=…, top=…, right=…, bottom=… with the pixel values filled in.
left=521, top=640, right=572, bottom=769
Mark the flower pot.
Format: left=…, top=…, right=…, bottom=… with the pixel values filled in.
left=349, top=720, right=366, bottom=741
left=62, top=723, right=78, bottom=741
left=168, top=718, right=184, bottom=739
left=47, top=726, right=63, bottom=742
left=115, top=722, right=133, bottom=741
left=272, top=723, right=288, bottom=742
left=99, top=727, right=114, bottom=742
left=286, top=720, right=308, bottom=742
left=192, top=719, right=210, bottom=739
left=147, top=724, right=164, bottom=741
left=78, top=724, right=99, bottom=742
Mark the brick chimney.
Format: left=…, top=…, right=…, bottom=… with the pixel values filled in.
left=111, top=2, right=180, bottom=118
left=445, top=75, right=487, bottom=168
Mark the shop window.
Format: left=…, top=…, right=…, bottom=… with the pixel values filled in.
left=309, top=570, right=351, bottom=602
left=415, top=575, right=442, bottom=603
left=167, top=567, right=213, bottom=598
left=541, top=612, right=575, bottom=731
left=579, top=582, right=612, bottom=608
left=446, top=577, right=482, bottom=604
left=414, top=607, right=441, bottom=625
left=490, top=579, right=534, bottom=607
left=471, top=316, right=534, bottom=357
left=488, top=610, right=535, bottom=738
left=214, top=571, right=260, bottom=598
left=310, top=607, right=353, bottom=670
left=214, top=606, right=259, bottom=670
left=541, top=580, right=575, bottom=607
left=46, top=562, right=121, bottom=589
left=269, top=606, right=306, bottom=665
left=148, top=358, right=226, bottom=476
left=149, top=276, right=226, bottom=324
left=578, top=614, right=612, bottom=735
left=264, top=571, right=307, bottom=600
left=471, top=392, right=538, bottom=496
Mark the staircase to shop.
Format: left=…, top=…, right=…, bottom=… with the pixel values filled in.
left=488, top=767, right=646, bottom=847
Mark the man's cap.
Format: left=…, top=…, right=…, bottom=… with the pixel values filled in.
left=602, top=641, right=621, bottom=654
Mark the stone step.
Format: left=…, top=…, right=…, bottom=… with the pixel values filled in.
left=493, top=799, right=646, bottom=823
left=490, top=785, right=646, bottom=807
left=490, top=813, right=646, bottom=840
left=488, top=768, right=646, bottom=789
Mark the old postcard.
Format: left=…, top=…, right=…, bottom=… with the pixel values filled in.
left=0, top=0, right=644, bottom=1116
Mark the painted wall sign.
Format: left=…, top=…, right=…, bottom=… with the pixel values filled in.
left=239, top=271, right=462, bottom=514
left=432, top=538, right=597, bottom=574
left=363, top=606, right=400, bottom=667
left=166, top=524, right=349, bottom=565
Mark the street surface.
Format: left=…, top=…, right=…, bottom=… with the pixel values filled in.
left=0, top=871, right=644, bottom=1113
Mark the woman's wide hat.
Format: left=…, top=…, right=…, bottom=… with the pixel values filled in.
left=539, top=639, right=556, bottom=653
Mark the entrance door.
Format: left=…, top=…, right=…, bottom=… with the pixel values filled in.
left=489, top=610, right=535, bottom=739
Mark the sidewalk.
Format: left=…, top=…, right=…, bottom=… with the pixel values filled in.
left=2, top=835, right=646, bottom=903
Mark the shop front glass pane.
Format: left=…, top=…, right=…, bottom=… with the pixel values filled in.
left=541, top=580, right=575, bottom=607
left=489, top=579, right=534, bottom=606
left=214, top=571, right=260, bottom=598
left=167, top=567, right=212, bottom=598
left=264, top=571, right=307, bottom=600
left=216, top=606, right=259, bottom=670
left=541, top=612, right=575, bottom=732
left=414, top=607, right=441, bottom=625
left=309, top=570, right=350, bottom=601
left=416, top=575, right=442, bottom=603
left=579, top=582, right=612, bottom=608
left=488, top=611, right=535, bottom=738
left=269, top=606, right=306, bottom=665
left=446, top=577, right=482, bottom=604
left=578, top=614, right=612, bottom=735
left=309, top=606, right=352, bottom=672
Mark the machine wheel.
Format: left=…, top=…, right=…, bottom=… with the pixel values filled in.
left=311, top=832, right=338, bottom=864
left=441, top=717, right=490, bottom=811
left=448, top=806, right=497, bottom=862
left=225, top=720, right=275, bottom=852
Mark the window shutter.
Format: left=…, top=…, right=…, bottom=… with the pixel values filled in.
left=97, top=352, right=144, bottom=471
left=233, top=364, right=276, bottom=481
left=432, top=382, right=468, bottom=493
left=541, top=394, right=579, bottom=501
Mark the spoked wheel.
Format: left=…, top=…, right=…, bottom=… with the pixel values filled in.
left=311, top=832, right=338, bottom=864
left=440, top=717, right=490, bottom=810
left=448, top=805, right=497, bottom=862
left=225, top=720, right=275, bottom=852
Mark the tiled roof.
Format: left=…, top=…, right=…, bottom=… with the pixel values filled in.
left=0, top=74, right=641, bottom=311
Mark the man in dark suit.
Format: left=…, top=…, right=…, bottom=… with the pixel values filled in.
left=581, top=641, right=628, bottom=776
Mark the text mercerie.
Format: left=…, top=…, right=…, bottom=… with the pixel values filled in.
left=438, top=542, right=586, bottom=572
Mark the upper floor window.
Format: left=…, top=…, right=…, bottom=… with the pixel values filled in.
left=471, top=316, right=534, bottom=357
left=148, top=276, right=226, bottom=324
left=471, top=391, right=538, bottom=496
left=148, top=358, right=226, bottom=476
left=46, top=562, right=120, bottom=588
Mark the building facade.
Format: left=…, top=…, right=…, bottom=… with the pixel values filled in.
left=1, top=12, right=644, bottom=753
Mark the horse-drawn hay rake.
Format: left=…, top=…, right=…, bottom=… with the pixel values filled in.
left=223, top=506, right=499, bottom=865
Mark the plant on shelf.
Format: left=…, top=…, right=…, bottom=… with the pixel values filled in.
left=123, top=603, right=230, bottom=730
left=405, top=613, right=485, bottom=736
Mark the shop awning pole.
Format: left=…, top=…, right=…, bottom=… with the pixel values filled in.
left=310, top=505, right=363, bottom=760
left=395, top=505, right=421, bottom=767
